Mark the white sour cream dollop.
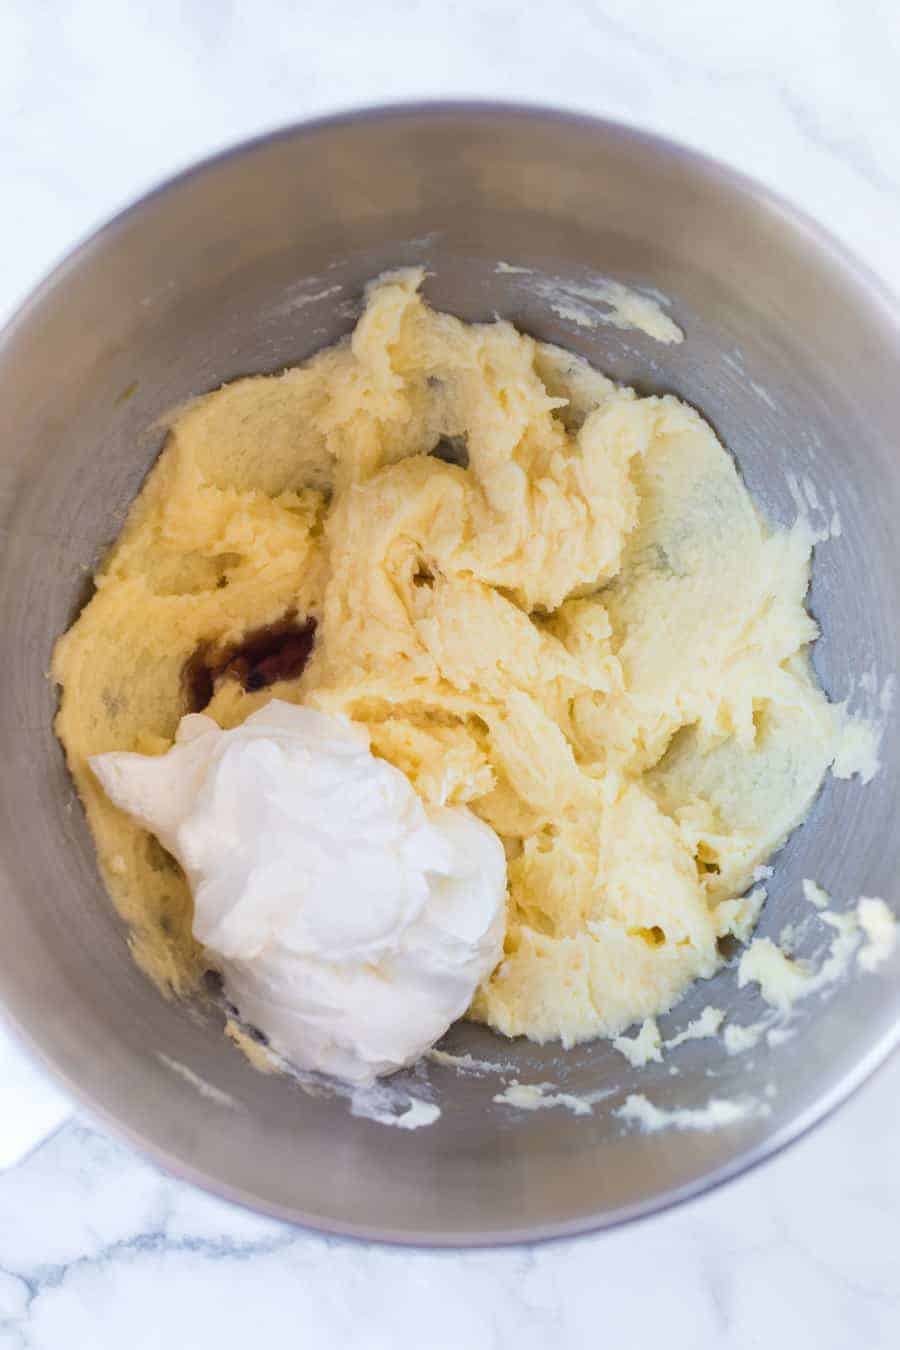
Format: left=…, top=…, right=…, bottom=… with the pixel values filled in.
left=91, top=700, right=507, bottom=1083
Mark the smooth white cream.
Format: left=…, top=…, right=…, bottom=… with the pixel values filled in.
left=91, top=700, right=507, bottom=1083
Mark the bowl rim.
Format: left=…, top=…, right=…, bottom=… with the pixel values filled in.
left=2, top=99, right=899, bottom=1248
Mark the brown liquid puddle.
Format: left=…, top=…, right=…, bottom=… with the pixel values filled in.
left=183, top=615, right=317, bottom=713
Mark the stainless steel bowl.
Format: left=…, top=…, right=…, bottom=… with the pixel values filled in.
left=1, top=104, right=898, bottom=1245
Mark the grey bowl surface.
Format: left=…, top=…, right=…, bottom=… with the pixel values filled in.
left=1, top=104, right=899, bottom=1245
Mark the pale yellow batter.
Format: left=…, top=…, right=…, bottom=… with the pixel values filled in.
left=53, top=269, right=841, bottom=1049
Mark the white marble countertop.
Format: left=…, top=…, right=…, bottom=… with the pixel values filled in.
left=1, top=1, right=899, bottom=1345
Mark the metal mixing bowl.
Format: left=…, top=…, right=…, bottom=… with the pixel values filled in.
left=1, top=105, right=898, bottom=1245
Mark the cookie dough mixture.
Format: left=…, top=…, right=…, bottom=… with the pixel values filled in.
left=53, top=269, right=843, bottom=1051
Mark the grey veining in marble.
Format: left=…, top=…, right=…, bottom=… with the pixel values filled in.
left=2, top=1056, right=899, bottom=1348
